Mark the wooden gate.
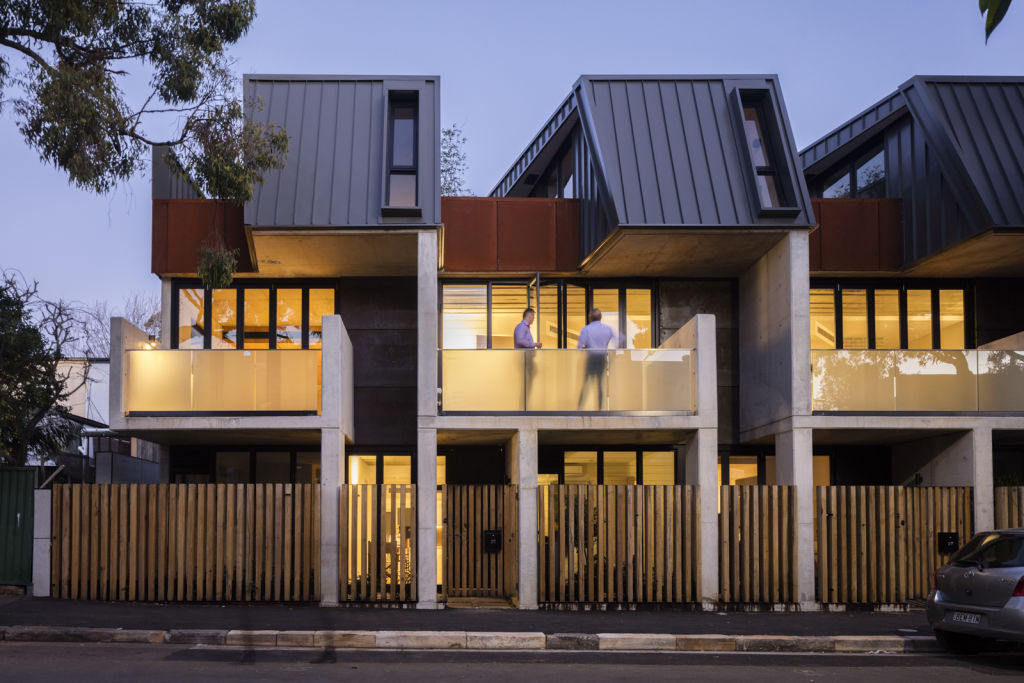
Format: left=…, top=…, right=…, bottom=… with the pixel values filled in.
left=815, top=486, right=973, bottom=604
left=719, top=486, right=798, bottom=604
left=441, top=485, right=518, bottom=600
left=994, top=487, right=1024, bottom=528
left=50, top=483, right=320, bottom=601
left=537, top=485, right=701, bottom=604
left=338, top=484, right=417, bottom=602
left=0, top=468, right=35, bottom=587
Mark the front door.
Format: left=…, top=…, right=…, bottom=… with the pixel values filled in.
left=441, top=484, right=518, bottom=601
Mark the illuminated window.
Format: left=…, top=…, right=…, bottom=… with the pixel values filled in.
left=348, top=455, right=377, bottom=485
left=210, top=289, right=237, bottom=348
left=907, top=290, right=933, bottom=349
left=382, top=455, right=412, bottom=484
left=534, top=284, right=560, bottom=350
left=177, top=287, right=204, bottom=349
left=565, top=284, right=586, bottom=348
left=603, top=451, right=637, bottom=485
left=243, top=288, right=270, bottom=349
left=308, top=288, right=335, bottom=349
left=642, top=451, right=675, bottom=485
left=809, top=288, right=836, bottom=349
left=874, top=290, right=900, bottom=349
left=592, top=289, right=620, bottom=346
left=490, top=284, right=529, bottom=349
left=441, top=284, right=487, bottom=349
left=841, top=289, right=868, bottom=349
left=276, top=288, right=302, bottom=349
left=939, top=290, right=965, bottom=349
left=564, top=451, right=598, bottom=484
left=625, top=289, right=652, bottom=349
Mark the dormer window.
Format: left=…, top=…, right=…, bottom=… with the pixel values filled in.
left=819, top=145, right=886, bottom=199
left=733, top=89, right=799, bottom=216
left=387, top=93, right=418, bottom=208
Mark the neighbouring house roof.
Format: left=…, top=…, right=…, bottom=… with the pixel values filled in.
left=801, top=76, right=1024, bottom=230
left=492, top=74, right=815, bottom=229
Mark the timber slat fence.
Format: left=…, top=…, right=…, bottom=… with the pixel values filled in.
left=339, top=484, right=417, bottom=602
left=537, top=485, right=700, bottom=604
left=815, top=486, right=973, bottom=604
left=719, top=486, right=798, bottom=604
left=442, top=485, right=518, bottom=599
left=994, top=487, right=1024, bottom=528
left=51, top=483, right=320, bottom=601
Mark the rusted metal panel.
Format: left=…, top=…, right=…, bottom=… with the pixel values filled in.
left=441, top=197, right=580, bottom=273
left=151, top=200, right=253, bottom=275
left=441, top=197, right=497, bottom=271
left=497, top=200, right=557, bottom=272
left=810, top=198, right=903, bottom=273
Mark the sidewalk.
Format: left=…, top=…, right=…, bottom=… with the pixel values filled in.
left=0, top=597, right=945, bottom=653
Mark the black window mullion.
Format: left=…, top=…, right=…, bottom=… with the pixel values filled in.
left=899, top=287, right=909, bottom=349
left=301, top=288, right=310, bottom=349
left=931, top=289, right=941, bottom=350
left=269, top=285, right=277, bottom=350
left=597, top=450, right=605, bottom=486
left=866, top=288, right=876, bottom=350
left=618, top=288, right=627, bottom=344
left=236, top=287, right=245, bottom=349
left=833, top=287, right=844, bottom=350
left=636, top=451, right=643, bottom=485
left=486, top=283, right=493, bottom=349
left=170, top=284, right=180, bottom=349
left=203, top=288, right=212, bottom=349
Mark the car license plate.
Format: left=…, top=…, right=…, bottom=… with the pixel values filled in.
left=951, top=611, right=981, bottom=625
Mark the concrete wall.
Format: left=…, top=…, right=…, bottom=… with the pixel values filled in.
left=108, top=318, right=152, bottom=432
left=738, top=232, right=811, bottom=437
left=659, top=280, right=738, bottom=442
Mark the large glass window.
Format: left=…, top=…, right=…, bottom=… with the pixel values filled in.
left=296, top=452, right=320, bottom=484
left=348, top=455, right=377, bottom=485
left=563, top=451, right=598, bottom=484
left=810, top=282, right=969, bottom=350
left=177, top=287, right=205, bottom=349
left=739, top=93, right=795, bottom=210
left=441, top=284, right=487, bottom=349
left=874, top=289, right=900, bottom=349
left=243, top=288, right=270, bottom=349
left=565, top=284, right=586, bottom=348
left=603, top=451, right=638, bottom=485
left=815, top=144, right=885, bottom=199
left=855, top=149, right=885, bottom=198
left=172, top=281, right=335, bottom=351
left=554, top=449, right=675, bottom=485
left=490, top=284, right=530, bottom=349
left=810, top=288, right=836, bottom=349
left=308, top=288, right=335, bottom=349
left=643, top=451, right=675, bottom=485
left=535, top=284, right=560, bottom=350
left=215, top=452, right=250, bottom=483
left=625, top=289, right=652, bottom=349
left=939, top=290, right=965, bottom=350
left=591, top=289, right=620, bottom=346
left=841, top=289, right=868, bottom=349
left=254, top=451, right=291, bottom=483
left=907, top=289, right=933, bottom=349
left=348, top=453, right=412, bottom=484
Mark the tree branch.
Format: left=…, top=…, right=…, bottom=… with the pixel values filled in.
left=0, top=36, right=57, bottom=74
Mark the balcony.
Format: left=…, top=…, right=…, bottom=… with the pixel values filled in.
left=440, top=348, right=694, bottom=413
left=811, top=349, right=1024, bottom=412
left=124, top=349, right=322, bottom=415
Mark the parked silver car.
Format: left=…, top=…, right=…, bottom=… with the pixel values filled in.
left=928, top=529, right=1024, bottom=653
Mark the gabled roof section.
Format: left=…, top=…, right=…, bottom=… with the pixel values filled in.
left=494, top=75, right=814, bottom=228
left=800, top=76, right=1024, bottom=229
left=244, top=74, right=441, bottom=228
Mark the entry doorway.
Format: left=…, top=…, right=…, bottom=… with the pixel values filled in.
left=439, top=447, right=518, bottom=605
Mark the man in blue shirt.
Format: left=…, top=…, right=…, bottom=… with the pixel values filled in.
left=577, top=307, right=616, bottom=409
left=513, top=308, right=542, bottom=349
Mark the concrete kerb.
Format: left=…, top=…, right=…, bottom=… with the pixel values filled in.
left=0, top=626, right=938, bottom=653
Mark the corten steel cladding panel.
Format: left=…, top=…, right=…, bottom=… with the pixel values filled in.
left=152, top=200, right=252, bottom=275
left=809, top=198, right=903, bottom=272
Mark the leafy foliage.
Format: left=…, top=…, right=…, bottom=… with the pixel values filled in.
left=440, top=123, right=471, bottom=196
left=980, top=0, right=1013, bottom=41
left=197, top=245, right=237, bottom=289
left=0, top=271, right=78, bottom=467
left=0, top=0, right=288, bottom=202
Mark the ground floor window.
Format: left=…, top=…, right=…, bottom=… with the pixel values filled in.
left=539, top=448, right=677, bottom=485
left=717, top=451, right=831, bottom=487
left=170, top=447, right=320, bottom=484
left=347, top=452, right=413, bottom=484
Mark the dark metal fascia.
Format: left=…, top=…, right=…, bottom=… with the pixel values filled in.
left=489, top=91, right=578, bottom=197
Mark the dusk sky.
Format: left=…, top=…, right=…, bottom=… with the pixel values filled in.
left=1, top=0, right=1021, bottom=311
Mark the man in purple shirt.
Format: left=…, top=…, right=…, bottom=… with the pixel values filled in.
left=514, top=308, right=542, bottom=349
left=577, top=308, right=616, bottom=409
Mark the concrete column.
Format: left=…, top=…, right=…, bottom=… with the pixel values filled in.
left=159, top=278, right=172, bottom=348
left=107, top=317, right=149, bottom=432
left=685, top=427, right=718, bottom=605
left=775, top=427, right=816, bottom=608
left=511, top=429, right=538, bottom=609
left=32, top=490, right=51, bottom=597
left=416, top=427, right=439, bottom=608
left=417, top=231, right=439, bottom=419
left=319, top=428, right=343, bottom=606
left=893, top=428, right=994, bottom=530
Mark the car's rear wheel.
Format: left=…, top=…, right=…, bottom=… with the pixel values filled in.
left=934, top=629, right=982, bottom=655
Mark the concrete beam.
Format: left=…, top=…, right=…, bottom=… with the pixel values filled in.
left=685, top=428, right=718, bottom=603
left=416, top=427, right=439, bottom=608
left=319, top=428, right=343, bottom=606
left=775, top=428, right=816, bottom=607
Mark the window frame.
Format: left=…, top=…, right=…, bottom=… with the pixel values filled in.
left=170, top=279, right=339, bottom=350
left=541, top=446, right=680, bottom=485
left=809, top=279, right=973, bottom=350
left=815, top=141, right=886, bottom=199
left=384, top=91, right=419, bottom=211
left=731, top=88, right=800, bottom=217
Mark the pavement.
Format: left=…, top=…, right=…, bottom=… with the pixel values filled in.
left=0, top=596, right=953, bottom=653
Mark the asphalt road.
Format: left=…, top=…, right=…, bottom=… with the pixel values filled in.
left=1, top=643, right=1023, bottom=682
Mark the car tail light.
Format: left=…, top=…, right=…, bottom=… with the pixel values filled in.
left=1013, top=576, right=1024, bottom=598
